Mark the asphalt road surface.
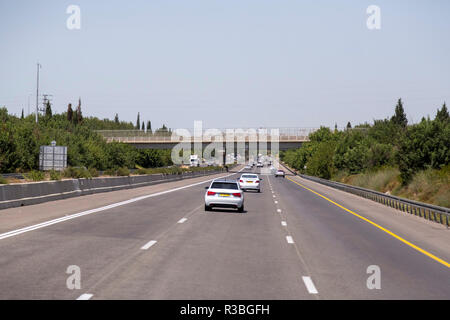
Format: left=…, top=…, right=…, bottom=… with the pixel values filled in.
left=0, top=165, right=448, bottom=299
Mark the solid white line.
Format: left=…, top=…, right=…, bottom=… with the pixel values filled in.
left=0, top=169, right=243, bottom=241
left=281, top=221, right=287, bottom=226
left=286, top=236, right=294, bottom=244
left=302, top=276, right=318, bottom=294
left=177, top=218, right=187, bottom=224
left=141, top=240, right=157, bottom=250
left=76, top=293, right=93, bottom=300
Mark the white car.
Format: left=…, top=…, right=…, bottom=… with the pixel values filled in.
left=256, top=162, right=263, bottom=168
left=275, top=169, right=285, bottom=178
left=205, top=179, right=244, bottom=212
left=238, top=173, right=261, bottom=192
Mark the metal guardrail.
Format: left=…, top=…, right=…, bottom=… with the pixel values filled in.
left=281, top=163, right=450, bottom=227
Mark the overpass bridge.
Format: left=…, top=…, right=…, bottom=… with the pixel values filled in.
left=96, top=128, right=316, bottom=151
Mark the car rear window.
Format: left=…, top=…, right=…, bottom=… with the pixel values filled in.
left=242, top=175, right=257, bottom=178
left=211, top=182, right=239, bottom=190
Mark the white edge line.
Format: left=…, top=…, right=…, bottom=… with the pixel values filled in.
left=302, top=276, right=319, bottom=294
left=0, top=168, right=244, bottom=241
left=141, top=240, right=157, bottom=250
left=76, top=293, right=93, bottom=300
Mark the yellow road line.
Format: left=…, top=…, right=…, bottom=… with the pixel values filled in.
left=286, top=176, right=450, bottom=268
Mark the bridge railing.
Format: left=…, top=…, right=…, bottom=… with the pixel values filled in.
left=96, top=128, right=317, bottom=143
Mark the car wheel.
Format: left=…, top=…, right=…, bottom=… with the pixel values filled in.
left=257, top=189, right=261, bottom=193
left=205, top=205, right=211, bottom=211
left=238, top=204, right=244, bottom=213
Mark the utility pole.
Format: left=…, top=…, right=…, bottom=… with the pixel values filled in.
left=36, top=62, right=41, bottom=123
left=27, top=93, right=32, bottom=116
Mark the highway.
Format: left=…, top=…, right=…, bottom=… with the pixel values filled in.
left=0, top=165, right=448, bottom=299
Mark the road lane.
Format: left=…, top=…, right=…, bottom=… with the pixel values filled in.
left=0, top=168, right=246, bottom=299
left=268, top=172, right=450, bottom=299
left=89, top=171, right=315, bottom=299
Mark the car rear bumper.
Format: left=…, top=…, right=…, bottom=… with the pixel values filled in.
left=239, top=183, right=260, bottom=190
left=205, top=196, right=243, bottom=208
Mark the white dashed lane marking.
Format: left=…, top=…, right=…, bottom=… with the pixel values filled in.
left=286, top=236, right=294, bottom=244
left=77, top=293, right=93, bottom=300
left=302, top=276, right=319, bottom=294
left=141, top=240, right=157, bottom=250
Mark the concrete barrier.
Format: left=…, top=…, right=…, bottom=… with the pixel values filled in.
left=0, top=169, right=224, bottom=210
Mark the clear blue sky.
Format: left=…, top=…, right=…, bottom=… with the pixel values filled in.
left=1, top=0, right=449, bottom=129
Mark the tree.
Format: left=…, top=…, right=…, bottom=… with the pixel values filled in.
left=67, top=103, right=73, bottom=122
left=21, top=109, right=24, bottom=119
left=142, top=121, right=145, bottom=132
left=391, top=98, right=408, bottom=128
left=114, top=113, right=119, bottom=124
left=147, top=120, right=152, bottom=134
left=136, top=112, right=140, bottom=130
left=76, top=98, right=83, bottom=124
left=435, top=102, right=449, bottom=123
left=346, top=122, right=352, bottom=130
left=45, top=101, right=52, bottom=118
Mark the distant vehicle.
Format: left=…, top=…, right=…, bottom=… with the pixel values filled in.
left=190, top=154, right=199, bottom=167
left=275, top=169, right=285, bottom=178
left=244, top=165, right=252, bottom=170
left=205, top=179, right=244, bottom=212
left=256, top=162, right=263, bottom=168
left=238, top=173, right=261, bottom=192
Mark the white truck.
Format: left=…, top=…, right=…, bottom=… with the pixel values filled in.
left=190, top=154, right=200, bottom=167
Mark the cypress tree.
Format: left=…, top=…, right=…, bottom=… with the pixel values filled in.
left=435, top=102, right=449, bottom=123
left=67, top=103, right=73, bottom=122
left=147, top=120, right=152, bottom=134
left=136, top=112, right=140, bottom=130
left=76, top=98, right=83, bottom=124
left=391, top=98, right=408, bottom=128
left=45, top=101, right=52, bottom=118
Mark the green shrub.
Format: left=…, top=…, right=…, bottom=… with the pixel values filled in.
left=62, top=166, right=91, bottom=179
left=26, top=170, right=45, bottom=181
left=49, top=170, right=61, bottom=181
left=0, top=176, right=8, bottom=184
left=88, top=168, right=99, bottom=177
left=116, top=167, right=130, bottom=176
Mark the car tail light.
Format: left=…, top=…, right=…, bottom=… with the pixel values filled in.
left=239, top=180, right=243, bottom=183
left=232, top=193, right=241, bottom=198
left=255, top=180, right=259, bottom=183
left=207, top=191, right=216, bottom=196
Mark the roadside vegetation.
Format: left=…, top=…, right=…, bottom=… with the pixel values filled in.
left=281, top=99, right=450, bottom=207
left=0, top=104, right=175, bottom=174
